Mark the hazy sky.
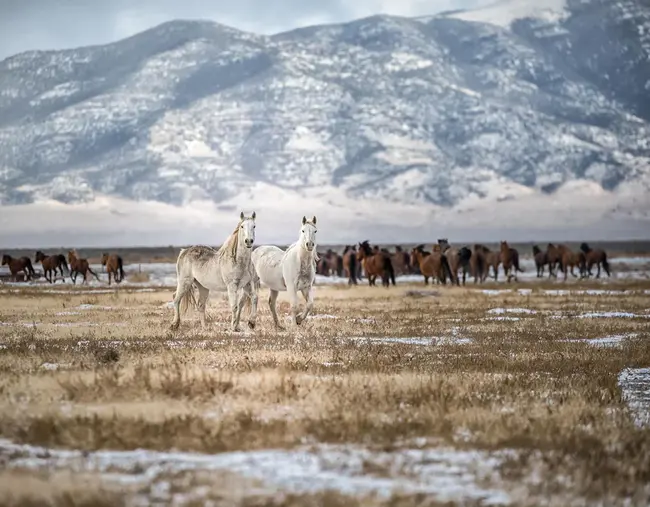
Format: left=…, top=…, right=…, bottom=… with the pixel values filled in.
left=0, top=0, right=487, bottom=59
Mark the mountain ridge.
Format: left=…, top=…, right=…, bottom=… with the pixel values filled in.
left=0, top=0, right=649, bottom=245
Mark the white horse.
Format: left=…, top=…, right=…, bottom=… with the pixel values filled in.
left=251, top=216, right=318, bottom=329
left=170, top=211, right=258, bottom=332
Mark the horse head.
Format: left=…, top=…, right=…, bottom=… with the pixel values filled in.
left=300, top=215, right=317, bottom=252
left=239, top=211, right=256, bottom=249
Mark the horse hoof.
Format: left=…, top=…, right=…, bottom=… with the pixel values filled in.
left=248, top=321, right=255, bottom=330
left=170, top=322, right=180, bottom=331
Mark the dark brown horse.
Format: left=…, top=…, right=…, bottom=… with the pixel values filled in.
left=1, top=254, right=36, bottom=282
left=472, top=245, right=501, bottom=282
left=410, top=245, right=452, bottom=285
left=101, top=253, right=125, bottom=285
left=317, top=249, right=342, bottom=277
left=357, top=241, right=395, bottom=287
left=392, top=246, right=412, bottom=276
left=34, top=251, right=69, bottom=283
left=546, top=243, right=579, bottom=281
left=342, top=245, right=359, bottom=285
left=532, top=245, right=549, bottom=278
left=499, top=241, right=523, bottom=283
left=580, top=243, right=611, bottom=278
left=437, top=239, right=472, bottom=286
left=68, top=250, right=100, bottom=285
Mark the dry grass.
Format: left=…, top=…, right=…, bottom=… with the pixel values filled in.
left=125, top=270, right=151, bottom=283
left=0, top=279, right=649, bottom=505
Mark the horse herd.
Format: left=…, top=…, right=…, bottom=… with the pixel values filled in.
left=317, top=240, right=611, bottom=287
left=1, top=211, right=613, bottom=332
left=1, top=250, right=124, bottom=285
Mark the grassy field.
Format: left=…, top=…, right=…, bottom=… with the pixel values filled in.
left=0, top=278, right=649, bottom=506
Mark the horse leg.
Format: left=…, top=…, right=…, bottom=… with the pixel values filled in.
left=170, top=278, right=192, bottom=331
left=243, top=282, right=258, bottom=330
left=268, top=289, right=284, bottom=330
left=108, top=271, right=112, bottom=286
left=297, top=287, right=314, bottom=325
left=194, top=281, right=210, bottom=329
left=226, top=283, right=242, bottom=332
left=424, top=275, right=429, bottom=285
left=287, top=285, right=301, bottom=326
left=596, top=262, right=601, bottom=278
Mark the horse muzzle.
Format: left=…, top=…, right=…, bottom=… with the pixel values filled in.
left=244, top=239, right=254, bottom=248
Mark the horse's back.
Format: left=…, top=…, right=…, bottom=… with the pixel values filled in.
left=252, top=245, right=286, bottom=291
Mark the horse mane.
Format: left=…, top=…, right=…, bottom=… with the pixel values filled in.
left=532, top=245, right=541, bottom=255
left=218, top=221, right=242, bottom=261
left=359, top=241, right=372, bottom=255
left=438, top=238, right=451, bottom=253
left=395, top=245, right=403, bottom=252
left=580, top=242, right=591, bottom=253
left=414, top=244, right=425, bottom=252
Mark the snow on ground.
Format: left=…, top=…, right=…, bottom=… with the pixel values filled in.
left=0, top=439, right=514, bottom=505
left=563, top=333, right=639, bottom=348
left=618, top=368, right=650, bottom=428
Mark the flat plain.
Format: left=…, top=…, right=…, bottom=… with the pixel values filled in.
left=0, top=255, right=649, bottom=506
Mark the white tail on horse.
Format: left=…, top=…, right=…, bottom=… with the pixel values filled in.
left=251, top=216, right=318, bottom=329
left=170, top=211, right=259, bottom=332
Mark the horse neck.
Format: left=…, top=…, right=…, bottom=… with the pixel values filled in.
left=233, top=234, right=252, bottom=265
left=296, top=242, right=315, bottom=265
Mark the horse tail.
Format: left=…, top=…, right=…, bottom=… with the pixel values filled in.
left=349, top=252, right=357, bottom=282
left=383, top=255, right=396, bottom=286
left=60, top=256, right=69, bottom=274
left=179, top=284, right=197, bottom=315
left=475, top=252, right=486, bottom=280
left=602, top=254, right=610, bottom=275
left=25, top=258, right=36, bottom=276
left=441, top=254, right=453, bottom=283
left=118, top=256, right=125, bottom=282
left=460, top=247, right=472, bottom=266
left=87, top=265, right=101, bottom=282
left=514, top=251, right=523, bottom=272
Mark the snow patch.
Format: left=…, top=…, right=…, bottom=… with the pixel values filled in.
left=0, top=440, right=514, bottom=505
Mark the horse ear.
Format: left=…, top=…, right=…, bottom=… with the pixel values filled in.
left=240, top=211, right=244, bottom=220
left=302, top=216, right=307, bottom=225
left=312, top=216, right=317, bottom=225
left=251, top=211, right=256, bottom=220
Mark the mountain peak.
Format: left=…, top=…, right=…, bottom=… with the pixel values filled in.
left=0, top=0, right=649, bottom=244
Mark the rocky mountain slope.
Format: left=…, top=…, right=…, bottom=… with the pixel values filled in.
left=0, top=0, right=649, bottom=245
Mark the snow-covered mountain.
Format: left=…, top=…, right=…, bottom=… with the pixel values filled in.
left=1, top=0, right=649, bottom=246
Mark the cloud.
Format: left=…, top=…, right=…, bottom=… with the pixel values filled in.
left=0, top=0, right=487, bottom=60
